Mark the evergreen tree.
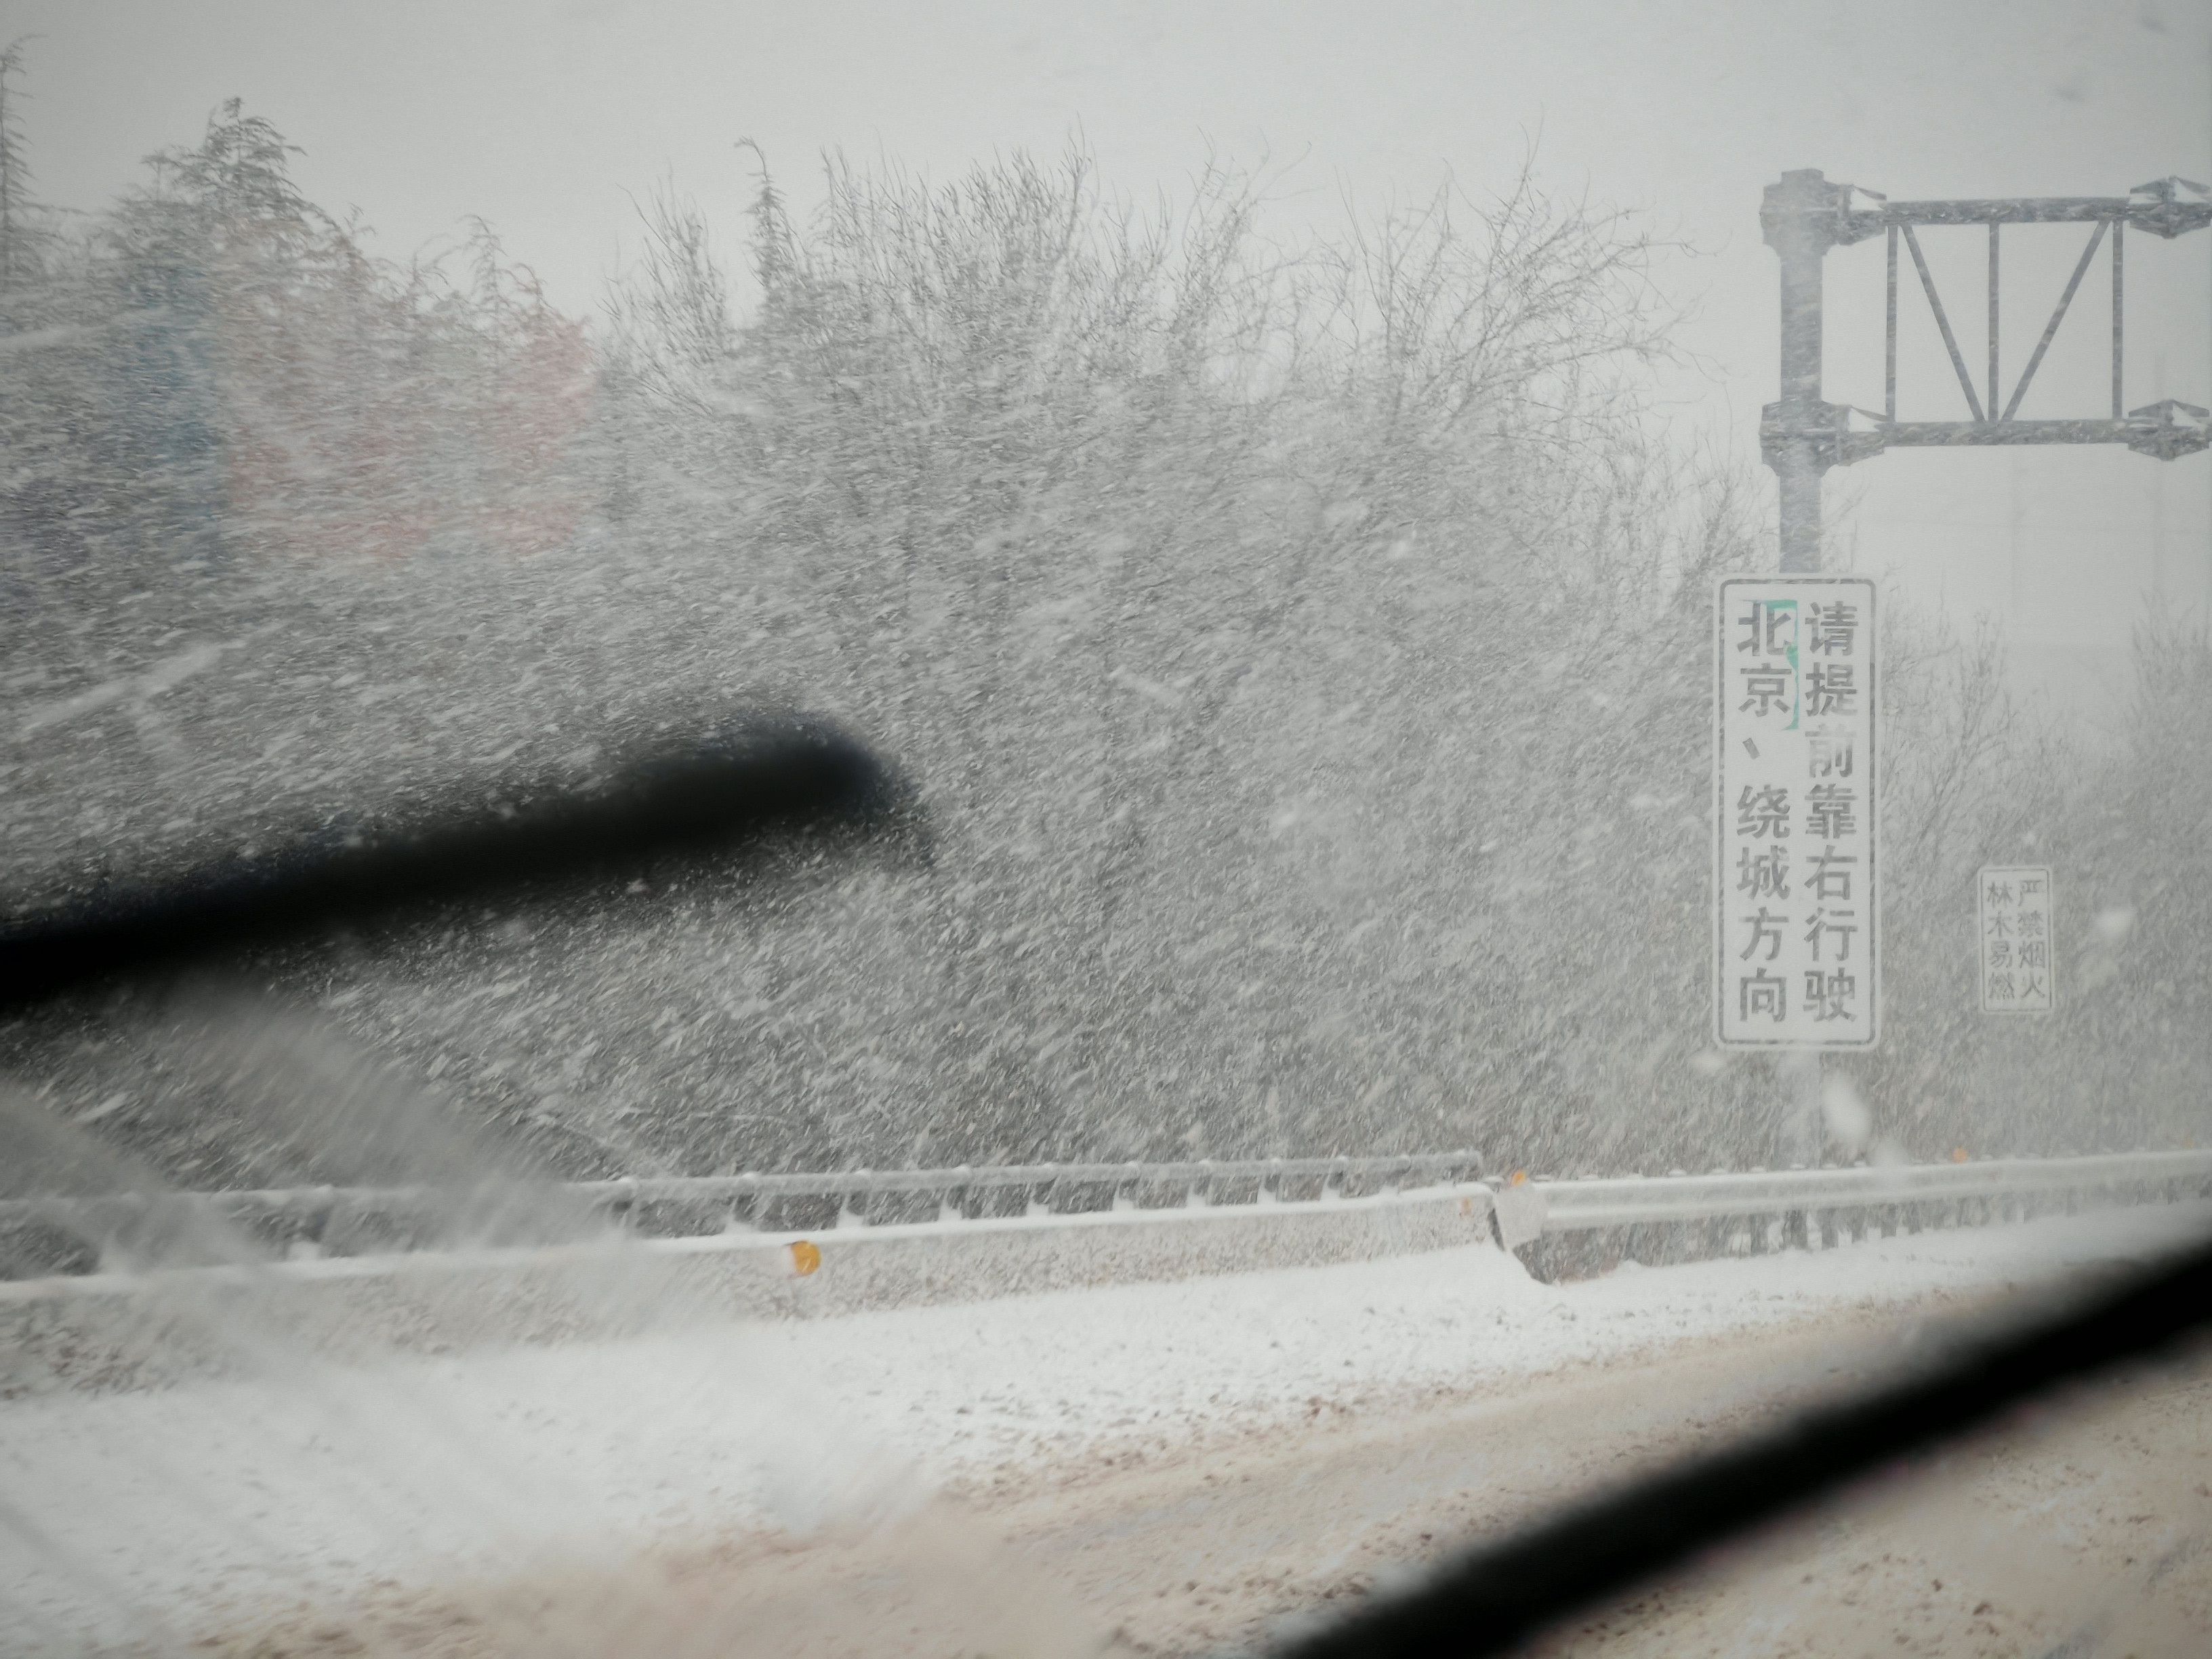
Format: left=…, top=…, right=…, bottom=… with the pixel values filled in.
left=0, top=35, right=41, bottom=290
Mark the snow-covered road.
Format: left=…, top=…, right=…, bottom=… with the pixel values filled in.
left=5, top=1202, right=2208, bottom=1655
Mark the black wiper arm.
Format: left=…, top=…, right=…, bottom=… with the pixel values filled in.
left=0, top=716, right=914, bottom=1011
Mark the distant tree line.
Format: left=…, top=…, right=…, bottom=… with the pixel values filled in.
left=0, top=77, right=590, bottom=590
left=1, top=66, right=2205, bottom=1187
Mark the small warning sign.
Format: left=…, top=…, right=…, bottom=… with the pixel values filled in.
left=1978, top=866, right=2053, bottom=1014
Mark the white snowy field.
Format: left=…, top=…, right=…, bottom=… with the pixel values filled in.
left=4, top=1201, right=2208, bottom=1653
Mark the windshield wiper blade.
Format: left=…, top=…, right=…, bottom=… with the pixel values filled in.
left=1280, top=1233, right=2212, bottom=1658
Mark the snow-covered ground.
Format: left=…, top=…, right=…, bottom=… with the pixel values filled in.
left=4, top=1202, right=2207, bottom=1652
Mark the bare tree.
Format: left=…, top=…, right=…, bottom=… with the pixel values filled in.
left=0, top=35, right=41, bottom=290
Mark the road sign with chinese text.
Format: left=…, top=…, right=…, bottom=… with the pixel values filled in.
left=1715, top=576, right=1879, bottom=1048
left=1978, top=866, right=2053, bottom=1013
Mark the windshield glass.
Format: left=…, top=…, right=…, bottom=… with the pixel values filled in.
left=3, top=7, right=2209, bottom=1657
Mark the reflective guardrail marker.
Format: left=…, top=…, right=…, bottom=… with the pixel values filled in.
left=1715, top=575, right=1880, bottom=1050
left=1978, top=865, right=2053, bottom=1014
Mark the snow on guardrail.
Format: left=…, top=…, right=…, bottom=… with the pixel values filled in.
left=3, top=1152, right=2208, bottom=1389
left=0, top=1152, right=1487, bottom=1242
left=7, top=1149, right=2209, bottom=1277
left=1525, top=1149, right=2212, bottom=1234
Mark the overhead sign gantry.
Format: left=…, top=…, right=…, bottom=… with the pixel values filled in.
left=1761, top=169, right=2211, bottom=571
left=1738, top=167, right=2207, bottom=1149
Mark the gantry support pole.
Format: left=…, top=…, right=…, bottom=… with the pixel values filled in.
left=1759, top=169, right=1849, bottom=1166
left=1763, top=169, right=1848, bottom=573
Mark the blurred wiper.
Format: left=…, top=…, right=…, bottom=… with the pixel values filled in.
left=0, top=986, right=616, bottom=1275
left=0, top=1088, right=270, bottom=1277
left=0, top=716, right=914, bottom=1011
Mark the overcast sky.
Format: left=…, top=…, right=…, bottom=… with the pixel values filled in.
left=9, top=0, right=2209, bottom=713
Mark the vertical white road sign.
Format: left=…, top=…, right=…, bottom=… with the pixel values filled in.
left=1715, top=576, right=1879, bottom=1048
left=1978, top=867, right=2054, bottom=1013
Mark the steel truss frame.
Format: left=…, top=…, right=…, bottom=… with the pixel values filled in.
left=1761, top=171, right=2211, bottom=548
